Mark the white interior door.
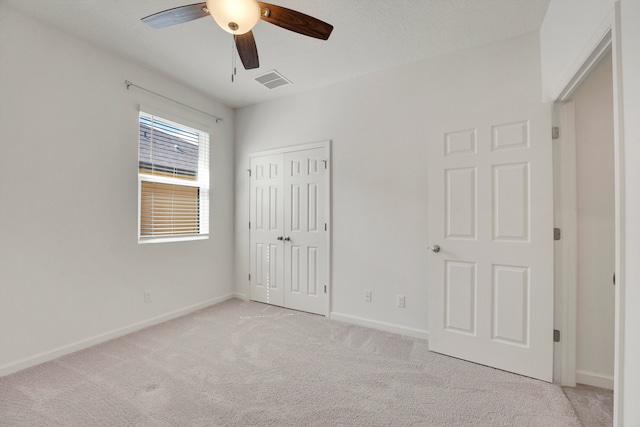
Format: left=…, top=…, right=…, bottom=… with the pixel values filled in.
left=427, top=119, right=554, bottom=381
left=250, top=144, right=329, bottom=316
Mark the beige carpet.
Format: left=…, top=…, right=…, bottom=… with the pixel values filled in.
left=1, top=299, right=580, bottom=426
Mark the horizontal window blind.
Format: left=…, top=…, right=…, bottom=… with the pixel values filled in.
left=138, top=111, right=209, bottom=242
left=140, top=182, right=200, bottom=236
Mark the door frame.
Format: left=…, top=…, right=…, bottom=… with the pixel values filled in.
left=554, top=30, right=612, bottom=386
left=247, top=140, right=332, bottom=317
left=553, top=10, right=626, bottom=424
left=554, top=99, right=578, bottom=387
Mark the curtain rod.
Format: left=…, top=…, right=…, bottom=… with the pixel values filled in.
left=125, top=80, right=223, bottom=123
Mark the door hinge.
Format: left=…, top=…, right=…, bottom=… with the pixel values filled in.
left=323, top=160, right=328, bottom=169
left=554, top=228, right=561, bottom=241
left=552, top=127, right=560, bottom=140
left=248, top=273, right=251, bottom=281
left=554, top=329, right=561, bottom=342
left=324, top=285, right=327, bottom=294
left=247, top=168, right=252, bottom=177
left=249, top=222, right=251, bottom=229
left=324, top=223, right=327, bottom=231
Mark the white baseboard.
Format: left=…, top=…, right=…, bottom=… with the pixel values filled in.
left=576, top=369, right=614, bottom=390
left=233, top=292, right=248, bottom=300
left=0, top=293, right=235, bottom=378
left=330, top=312, right=429, bottom=340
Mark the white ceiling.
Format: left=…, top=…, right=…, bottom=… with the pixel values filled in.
left=4, top=0, right=551, bottom=109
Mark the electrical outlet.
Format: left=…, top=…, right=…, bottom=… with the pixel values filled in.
left=364, top=290, right=372, bottom=302
left=144, top=289, right=152, bottom=303
left=397, top=295, right=406, bottom=308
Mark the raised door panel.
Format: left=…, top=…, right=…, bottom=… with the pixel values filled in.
left=444, top=261, right=477, bottom=336
left=445, top=167, right=477, bottom=240
left=492, top=264, right=529, bottom=346
left=492, top=163, right=529, bottom=242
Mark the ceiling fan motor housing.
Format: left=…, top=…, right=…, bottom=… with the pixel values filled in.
left=206, top=0, right=261, bottom=35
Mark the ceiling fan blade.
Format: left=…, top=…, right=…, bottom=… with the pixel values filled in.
left=235, top=31, right=260, bottom=70
left=257, top=2, right=333, bottom=40
left=141, top=3, right=210, bottom=29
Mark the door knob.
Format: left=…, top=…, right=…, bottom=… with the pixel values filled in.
left=430, top=245, right=440, bottom=253
left=284, top=236, right=291, bottom=241
left=277, top=236, right=284, bottom=241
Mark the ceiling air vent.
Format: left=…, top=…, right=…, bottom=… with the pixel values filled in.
left=254, top=70, right=291, bottom=89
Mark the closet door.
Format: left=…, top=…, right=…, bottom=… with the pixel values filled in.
left=249, top=144, right=329, bottom=316
left=283, top=148, right=328, bottom=315
left=250, top=154, right=285, bottom=307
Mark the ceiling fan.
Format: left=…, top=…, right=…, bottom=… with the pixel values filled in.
left=141, top=0, right=333, bottom=71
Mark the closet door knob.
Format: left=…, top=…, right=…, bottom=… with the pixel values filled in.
left=430, top=244, right=441, bottom=253
left=284, top=236, right=291, bottom=241
left=277, top=236, right=284, bottom=241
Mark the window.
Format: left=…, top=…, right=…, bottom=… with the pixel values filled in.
left=138, top=111, right=209, bottom=243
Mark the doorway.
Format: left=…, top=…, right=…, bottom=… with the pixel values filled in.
left=555, top=50, right=615, bottom=390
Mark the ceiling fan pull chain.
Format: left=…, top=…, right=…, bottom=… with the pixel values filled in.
left=231, top=36, right=236, bottom=82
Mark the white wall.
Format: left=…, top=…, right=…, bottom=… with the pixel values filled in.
left=540, top=0, right=613, bottom=101
left=572, top=52, right=615, bottom=388
left=617, top=0, right=640, bottom=424
left=234, top=32, right=548, bottom=337
left=0, top=4, right=236, bottom=375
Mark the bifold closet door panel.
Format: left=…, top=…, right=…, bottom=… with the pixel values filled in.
left=283, top=148, right=327, bottom=315
left=250, top=154, right=285, bottom=307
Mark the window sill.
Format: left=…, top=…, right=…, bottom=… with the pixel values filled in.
left=138, top=235, right=209, bottom=245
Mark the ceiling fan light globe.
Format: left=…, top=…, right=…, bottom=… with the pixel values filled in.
left=206, top=0, right=261, bottom=35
